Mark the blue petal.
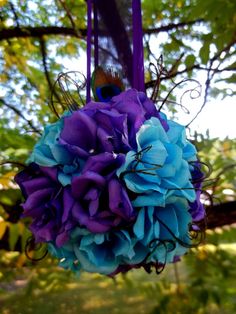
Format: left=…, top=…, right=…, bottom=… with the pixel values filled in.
left=132, top=191, right=166, bottom=207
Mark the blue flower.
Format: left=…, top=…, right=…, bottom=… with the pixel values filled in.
left=117, top=117, right=197, bottom=207
left=28, top=112, right=82, bottom=186
left=48, top=196, right=191, bottom=275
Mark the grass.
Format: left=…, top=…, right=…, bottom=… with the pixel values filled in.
left=0, top=266, right=166, bottom=314
left=1, top=232, right=236, bottom=314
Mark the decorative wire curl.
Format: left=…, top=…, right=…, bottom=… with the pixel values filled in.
left=146, top=57, right=202, bottom=127
left=50, top=71, right=86, bottom=118
left=118, top=145, right=212, bottom=274
left=25, top=236, right=48, bottom=262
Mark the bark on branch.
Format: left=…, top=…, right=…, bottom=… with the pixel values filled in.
left=0, top=26, right=86, bottom=40
left=143, top=19, right=203, bottom=34
left=0, top=19, right=203, bottom=41
left=205, top=201, right=236, bottom=229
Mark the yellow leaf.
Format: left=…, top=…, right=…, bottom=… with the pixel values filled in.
left=0, top=171, right=16, bottom=188
left=0, top=221, right=8, bottom=239
left=0, top=0, right=7, bottom=7
left=177, top=1, right=182, bottom=8
left=223, top=141, right=230, bottom=151
left=16, top=253, right=27, bottom=268
left=18, top=222, right=25, bottom=235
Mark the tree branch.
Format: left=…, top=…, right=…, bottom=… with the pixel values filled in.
left=0, top=26, right=120, bottom=62
left=39, top=38, right=53, bottom=92
left=0, top=99, right=41, bottom=134
left=0, top=26, right=86, bottom=41
left=9, top=2, right=20, bottom=28
left=143, top=19, right=204, bottom=35
left=145, top=63, right=236, bottom=89
left=205, top=201, right=236, bottom=229
left=186, top=38, right=235, bottom=127
left=0, top=19, right=204, bottom=42
left=57, top=0, right=81, bottom=37
left=39, top=37, right=62, bottom=111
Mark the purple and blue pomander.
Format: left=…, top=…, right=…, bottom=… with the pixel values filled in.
left=15, top=88, right=204, bottom=275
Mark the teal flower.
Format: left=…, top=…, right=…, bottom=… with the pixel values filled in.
left=117, top=117, right=197, bottom=207
left=27, top=112, right=83, bottom=186
left=48, top=196, right=191, bottom=275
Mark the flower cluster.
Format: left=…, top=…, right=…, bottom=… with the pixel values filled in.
left=15, top=89, right=204, bottom=275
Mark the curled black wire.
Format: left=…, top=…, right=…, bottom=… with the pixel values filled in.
left=189, top=161, right=212, bottom=184
left=50, top=71, right=86, bottom=118
left=140, top=213, right=207, bottom=275
left=25, top=236, right=48, bottom=262
left=158, top=78, right=201, bottom=113
left=118, top=144, right=212, bottom=274
left=120, top=145, right=162, bottom=179
left=148, top=55, right=168, bottom=103
left=146, top=57, right=202, bottom=121
left=140, top=236, right=181, bottom=275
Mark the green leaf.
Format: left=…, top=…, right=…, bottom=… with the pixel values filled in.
left=225, top=74, right=236, bottom=84
left=185, top=54, right=196, bottom=68
left=199, top=43, right=210, bottom=64
left=9, top=223, right=19, bottom=251
left=0, top=221, right=8, bottom=239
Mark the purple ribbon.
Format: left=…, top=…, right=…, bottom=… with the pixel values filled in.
left=132, top=0, right=145, bottom=92
left=86, top=0, right=92, bottom=103
left=86, top=0, right=145, bottom=102
left=94, top=0, right=99, bottom=67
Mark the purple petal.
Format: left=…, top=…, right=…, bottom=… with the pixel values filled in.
left=61, top=111, right=97, bottom=151
left=56, top=231, right=69, bottom=247
left=72, top=171, right=106, bottom=198
left=62, top=188, right=75, bottom=223
left=108, top=179, right=135, bottom=219
left=23, top=188, right=54, bottom=214
left=82, top=153, right=125, bottom=176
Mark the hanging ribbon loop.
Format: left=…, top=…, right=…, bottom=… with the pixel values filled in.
left=132, top=0, right=145, bottom=92
left=86, top=0, right=145, bottom=102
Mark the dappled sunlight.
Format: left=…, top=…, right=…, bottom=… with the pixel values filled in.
left=82, top=297, right=115, bottom=311
left=1, top=227, right=236, bottom=314
left=1, top=245, right=236, bottom=314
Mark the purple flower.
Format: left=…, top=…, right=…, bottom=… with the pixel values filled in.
left=60, top=107, right=131, bottom=159
left=111, top=89, right=168, bottom=145
left=83, top=89, right=168, bottom=149
left=71, top=153, right=136, bottom=233
left=15, top=163, right=76, bottom=247
left=189, top=162, right=205, bottom=221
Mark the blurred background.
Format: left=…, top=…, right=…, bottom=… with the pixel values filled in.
left=0, top=0, right=236, bottom=313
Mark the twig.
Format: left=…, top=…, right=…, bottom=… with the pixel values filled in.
left=0, top=99, right=41, bottom=134
left=169, top=53, right=185, bottom=74
left=211, top=164, right=236, bottom=195
left=145, top=63, right=236, bottom=89
left=143, top=19, right=204, bottom=35
left=39, top=37, right=61, bottom=107
left=57, top=0, right=81, bottom=37
left=0, top=19, right=204, bottom=42
left=186, top=39, right=235, bottom=127
left=9, top=2, right=20, bottom=28
left=39, top=38, right=53, bottom=91
left=0, top=26, right=86, bottom=41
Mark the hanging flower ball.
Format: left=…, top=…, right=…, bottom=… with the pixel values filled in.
left=15, top=89, right=204, bottom=276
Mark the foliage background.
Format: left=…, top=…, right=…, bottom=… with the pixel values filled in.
left=0, top=0, right=236, bottom=313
